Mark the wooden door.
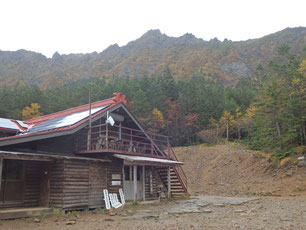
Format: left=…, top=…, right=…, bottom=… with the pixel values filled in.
left=88, top=162, right=107, bottom=209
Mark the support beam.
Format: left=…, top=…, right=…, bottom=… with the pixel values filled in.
left=133, top=165, right=137, bottom=202
left=0, top=158, right=3, bottom=192
left=167, top=166, right=171, bottom=199
left=142, top=166, right=145, bottom=201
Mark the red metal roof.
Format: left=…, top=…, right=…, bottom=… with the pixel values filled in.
left=0, top=92, right=127, bottom=141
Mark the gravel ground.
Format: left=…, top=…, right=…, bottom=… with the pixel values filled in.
left=1, top=144, right=305, bottom=229
left=1, top=195, right=305, bottom=230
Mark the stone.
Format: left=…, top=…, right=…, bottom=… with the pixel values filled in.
left=105, top=218, right=115, bottom=221
left=234, top=209, right=244, bottom=213
left=280, top=217, right=292, bottom=221
left=34, top=218, right=40, bottom=223
left=286, top=172, right=293, bottom=177
left=66, top=220, right=76, bottom=225
left=203, top=209, right=212, bottom=213
left=109, top=213, right=116, bottom=216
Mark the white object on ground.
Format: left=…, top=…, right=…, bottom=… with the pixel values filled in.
left=109, top=193, right=122, bottom=208
left=103, top=189, right=111, bottom=210
left=119, top=188, right=125, bottom=205
left=113, top=194, right=122, bottom=208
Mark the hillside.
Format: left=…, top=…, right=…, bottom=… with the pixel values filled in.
left=0, top=27, right=305, bottom=88
left=175, top=143, right=306, bottom=196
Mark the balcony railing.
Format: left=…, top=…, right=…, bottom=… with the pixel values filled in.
left=75, top=124, right=170, bottom=157
left=75, top=123, right=188, bottom=192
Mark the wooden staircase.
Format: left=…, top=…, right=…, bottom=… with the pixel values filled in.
left=157, top=166, right=188, bottom=198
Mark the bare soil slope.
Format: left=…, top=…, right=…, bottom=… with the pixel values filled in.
left=174, top=143, right=306, bottom=196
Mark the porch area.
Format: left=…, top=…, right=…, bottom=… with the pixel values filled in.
left=75, top=122, right=188, bottom=195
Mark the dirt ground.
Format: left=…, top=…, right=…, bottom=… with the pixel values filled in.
left=1, top=143, right=306, bottom=230
left=175, top=143, right=306, bottom=196
left=1, top=195, right=305, bottom=230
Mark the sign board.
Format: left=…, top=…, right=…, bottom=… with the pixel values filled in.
left=112, top=181, right=121, bottom=186
left=112, top=174, right=121, bottom=180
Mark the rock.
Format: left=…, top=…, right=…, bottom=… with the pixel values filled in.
left=76, top=214, right=81, bottom=219
left=280, top=217, right=292, bottom=221
left=54, top=218, right=59, bottom=222
left=203, top=209, right=212, bottom=213
left=297, top=161, right=306, bottom=167
left=286, top=172, right=293, bottom=177
left=109, top=212, right=116, bottom=216
left=66, top=220, right=76, bottom=225
left=105, top=218, right=115, bottom=221
left=234, top=209, right=244, bottom=213
left=34, top=218, right=41, bottom=223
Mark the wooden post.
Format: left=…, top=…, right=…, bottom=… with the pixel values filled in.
left=142, top=166, right=145, bottom=201
left=167, top=138, right=170, bottom=159
left=106, top=123, right=109, bottom=149
left=133, top=165, right=137, bottom=202
left=167, top=166, right=171, bottom=199
left=119, top=122, right=122, bottom=140
left=0, top=158, right=3, bottom=192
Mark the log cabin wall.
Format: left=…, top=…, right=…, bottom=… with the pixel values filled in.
left=105, top=157, right=123, bottom=194
left=88, top=162, right=107, bottom=209
left=49, top=160, right=65, bottom=208
left=62, top=159, right=89, bottom=210
left=49, top=159, right=109, bottom=210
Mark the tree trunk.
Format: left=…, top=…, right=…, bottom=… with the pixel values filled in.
left=275, top=121, right=281, bottom=136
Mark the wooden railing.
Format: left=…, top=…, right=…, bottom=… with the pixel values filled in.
left=75, top=123, right=188, bottom=192
left=76, top=124, right=169, bottom=157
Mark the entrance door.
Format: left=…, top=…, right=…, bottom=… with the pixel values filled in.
left=123, top=166, right=143, bottom=200
left=0, top=160, right=25, bottom=208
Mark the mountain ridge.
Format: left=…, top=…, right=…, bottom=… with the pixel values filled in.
left=0, top=27, right=305, bottom=88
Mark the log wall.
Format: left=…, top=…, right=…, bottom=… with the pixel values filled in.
left=105, top=157, right=123, bottom=194
left=62, top=159, right=89, bottom=210
left=49, top=160, right=65, bottom=208
left=89, top=162, right=107, bottom=209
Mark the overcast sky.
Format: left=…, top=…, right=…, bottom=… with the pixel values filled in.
left=0, top=0, right=304, bottom=58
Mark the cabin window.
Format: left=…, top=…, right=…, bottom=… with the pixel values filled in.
left=124, top=166, right=141, bottom=181
left=124, top=166, right=130, bottom=181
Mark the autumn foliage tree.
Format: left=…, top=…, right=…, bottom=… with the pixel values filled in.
left=22, top=103, right=43, bottom=120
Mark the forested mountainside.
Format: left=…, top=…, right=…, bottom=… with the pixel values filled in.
left=0, top=27, right=305, bottom=88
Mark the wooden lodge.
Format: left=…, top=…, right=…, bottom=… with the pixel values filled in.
left=0, top=93, right=187, bottom=215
